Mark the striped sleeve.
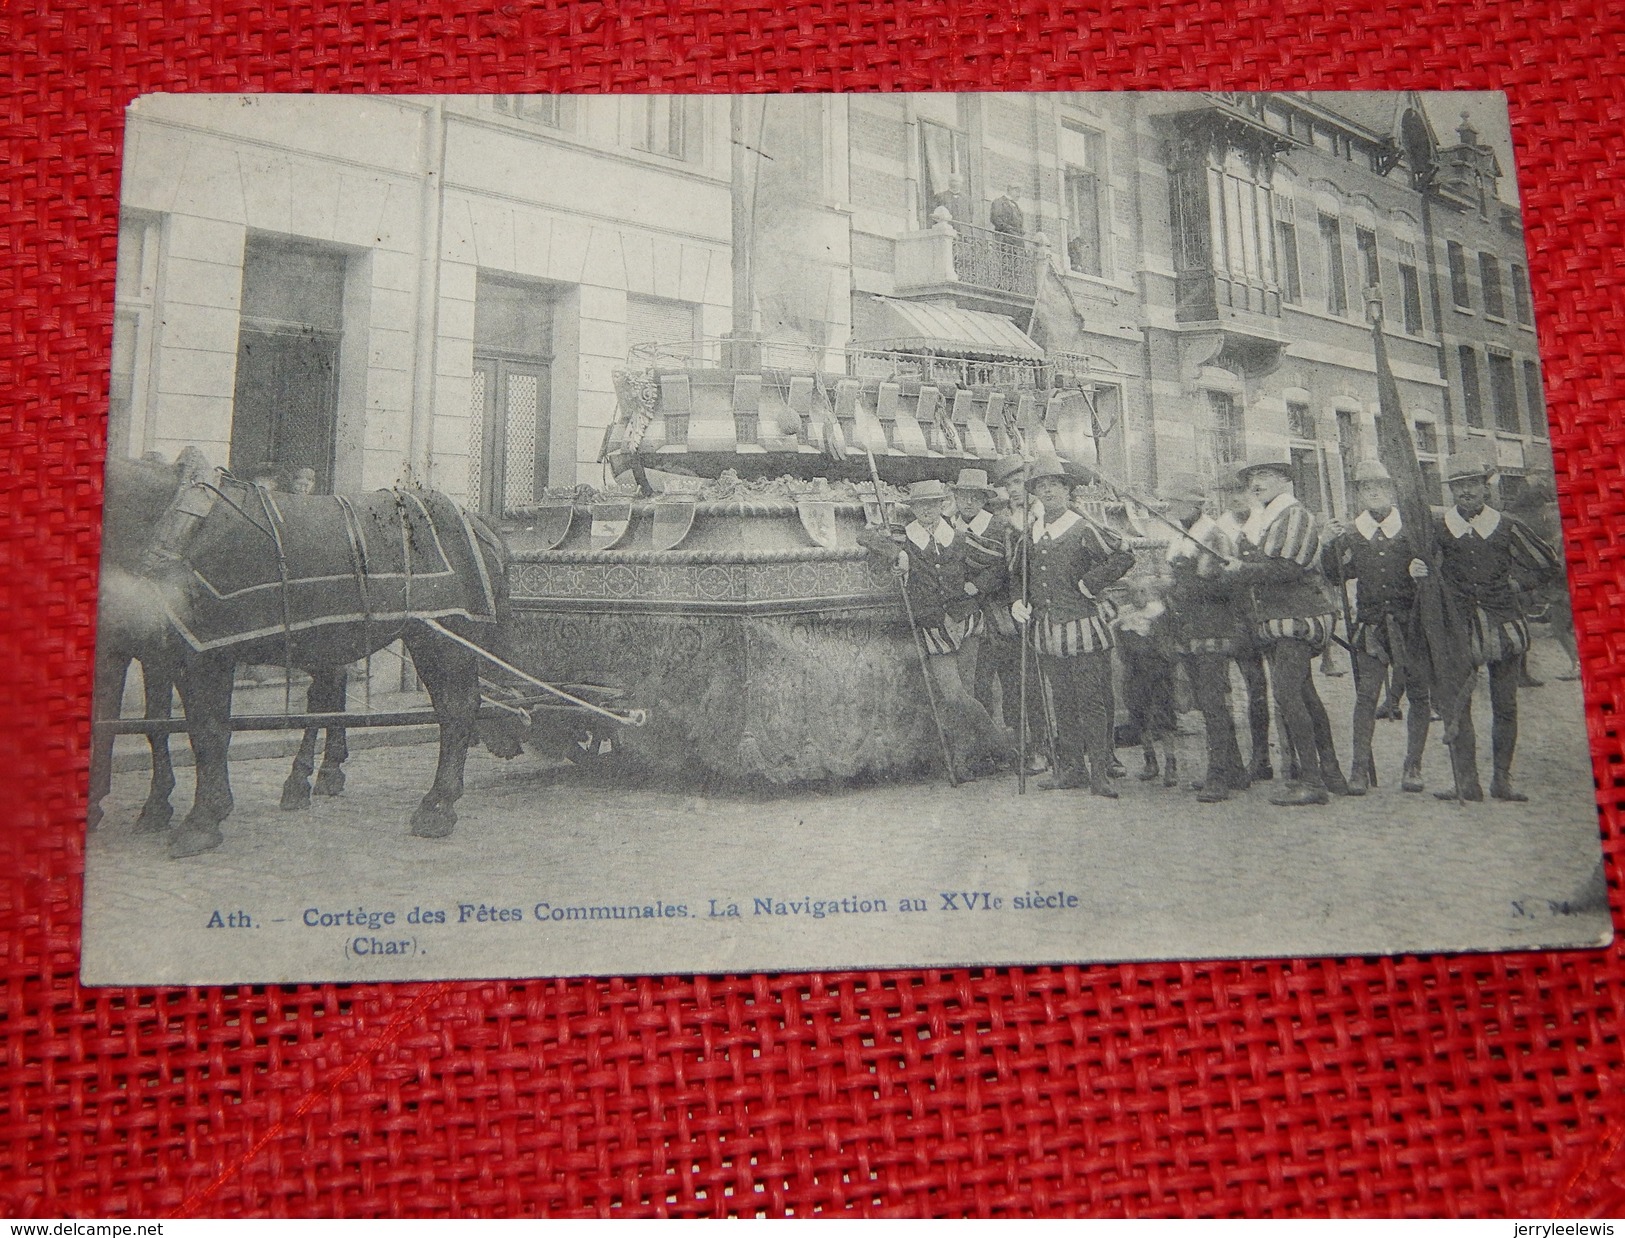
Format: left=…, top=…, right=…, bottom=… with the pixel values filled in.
left=1258, top=504, right=1321, bottom=568
left=1506, top=516, right=1562, bottom=584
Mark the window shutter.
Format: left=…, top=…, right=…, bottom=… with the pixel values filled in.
left=626, top=296, right=698, bottom=361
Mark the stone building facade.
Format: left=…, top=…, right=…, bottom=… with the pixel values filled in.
left=109, top=91, right=1549, bottom=515
left=836, top=90, right=1550, bottom=513
left=113, top=94, right=741, bottom=514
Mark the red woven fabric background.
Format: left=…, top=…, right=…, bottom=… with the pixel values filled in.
left=5, top=0, right=1625, bottom=1217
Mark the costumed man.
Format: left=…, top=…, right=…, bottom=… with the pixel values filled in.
left=886, top=479, right=1013, bottom=779
left=1321, top=459, right=1432, bottom=795
left=1427, top=455, right=1563, bottom=802
left=1506, top=479, right=1580, bottom=682
left=1225, top=453, right=1345, bottom=805
left=1010, top=454, right=1135, bottom=796
left=1162, top=473, right=1251, bottom=804
left=949, top=468, right=1012, bottom=725
left=1213, top=471, right=1274, bottom=781
left=984, top=455, right=1049, bottom=771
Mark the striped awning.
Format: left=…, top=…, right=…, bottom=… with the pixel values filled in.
left=860, top=298, right=1044, bottom=360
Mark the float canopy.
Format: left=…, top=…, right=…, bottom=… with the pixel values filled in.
left=860, top=298, right=1044, bottom=360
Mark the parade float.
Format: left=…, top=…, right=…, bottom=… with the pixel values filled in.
left=498, top=98, right=1159, bottom=786
left=501, top=335, right=1161, bottom=785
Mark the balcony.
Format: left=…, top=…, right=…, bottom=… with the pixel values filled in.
left=892, top=222, right=1039, bottom=311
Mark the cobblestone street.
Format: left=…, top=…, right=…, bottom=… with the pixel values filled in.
left=84, top=637, right=1609, bottom=984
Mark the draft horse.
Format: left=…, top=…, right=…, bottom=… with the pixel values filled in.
left=91, top=449, right=517, bottom=858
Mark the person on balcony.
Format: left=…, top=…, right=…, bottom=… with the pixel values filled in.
left=989, top=184, right=1025, bottom=238
left=931, top=174, right=970, bottom=225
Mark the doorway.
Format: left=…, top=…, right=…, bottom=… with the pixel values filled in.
left=230, top=237, right=348, bottom=492
left=471, top=274, right=555, bottom=516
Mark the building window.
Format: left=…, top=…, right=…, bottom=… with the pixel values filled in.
left=1448, top=241, right=1471, bottom=309
left=1523, top=360, right=1545, bottom=430
left=626, top=294, right=699, bottom=361
left=1336, top=408, right=1360, bottom=511
left=1459, top=345, right=1484, bottom=428
left=633, top=97, right=702, bottom=161
left=1061, top=124, right=1105, bottom=277
left=1200, top=390, right=1246, bottom=478
left=471, top=274, right=556, bottom=516
left=1319, top=213, right=1348, bottom=316
left=110, top=213, right=161, bottom=458
left=919, top=119, right=971, bottom=228
left=1481, top=252, right=1506, bottom=319
left=1276, top=218, right=1302, bottom=304
left=1420, top=458, right=1443, bottom=503
left=494, top=95, right=575, bottom=130
left=1488, top=350, right=1520, bottom=433
left=232, top=236, right=350, bottom=494
left=1399, top=263, right=1424, bottom=335
left=1292, top=447, right=1326, bottom=513
left=1287, top=399, right=1316, bottom=441
left=1512, top=263, right=1534, bottom=325
left=1355, top=227, right=1381, bottom=301
left=1414, top=420, right=1439, bottom=454
left=1216, top=151, right=1271, bottom=286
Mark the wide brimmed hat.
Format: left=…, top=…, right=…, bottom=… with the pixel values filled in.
left=1025, top=453, right=1071, bottom=485
left=1352, top=459, right=1393, bottom=484
left=906, top=479, right=951, bottom=502
left=1234, top=450, right=1295, bottom=483
left=1443, top=454, right=1493, bottom=483
left=952, top=468, right=996, bottom=494
left=1159, top=472, right=1207, bottom=505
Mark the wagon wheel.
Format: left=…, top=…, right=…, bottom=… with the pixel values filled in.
left=564, top=724, right=619, bottom=766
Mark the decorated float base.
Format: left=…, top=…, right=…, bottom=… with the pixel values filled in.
left=504, top=468, right=1163, bottom=786
left=504, top=478, right=954, bottom=785
left=509, top=608, right=941, bottom=785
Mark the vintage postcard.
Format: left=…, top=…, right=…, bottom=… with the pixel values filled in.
left=83, top=91, right=1609, bottom=985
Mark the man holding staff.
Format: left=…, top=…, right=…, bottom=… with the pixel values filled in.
left=888, top=479, right=1014, bottom=781
left=1321, top=459, right=1432, bottom=795
left=1225, top=452, right=1344, bottom=806
left=1010, top=454, right=1135, bottom=796
left=949, top=468, right=1014, bottom=724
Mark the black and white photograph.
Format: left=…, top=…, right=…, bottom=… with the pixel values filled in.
left=84, top=90, right=1609, bottom=984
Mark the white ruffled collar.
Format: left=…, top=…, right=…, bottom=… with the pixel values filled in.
left=1241, top=492, right=1298, bottom=545
left=1355, top=509, right=1403, bottom=540
left=905, top=518, right=956, bottom=551
left=1031, top=508, right=1081, bottom=542
left=954, top=509, right=993, bottom=537
left=1444, top=506, right=1501, bottom=539
left=1168, top=513, right=1218, bottom=563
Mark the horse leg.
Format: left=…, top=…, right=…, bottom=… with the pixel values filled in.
left=87, top=652, right=131, bottom=832
left=313, top=666, right=349, bottom=797
left=404, top=634, right=478, bottom=839
left=135, top=660, right=177, bottom=834
left=280, top=723, right=320, bottom=811
left=171, top=656, right=236, bottom=858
